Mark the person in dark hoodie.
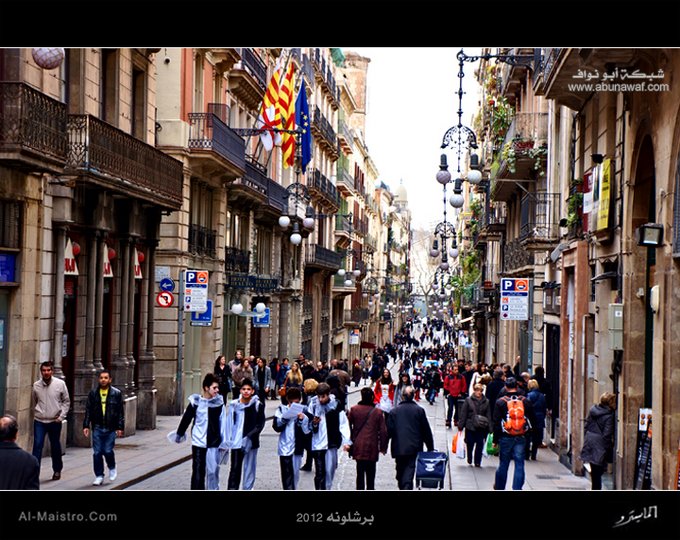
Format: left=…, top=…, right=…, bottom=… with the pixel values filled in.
left=326, top=375, right=346, bottom=412
left=580, top=392, right=616, bottom=490
left=225, top=378, right=265, bottom=490
left=173, top=373, right=227, bottom=490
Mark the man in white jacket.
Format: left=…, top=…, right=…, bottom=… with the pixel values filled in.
left=306, top=382, right=351, bottom=490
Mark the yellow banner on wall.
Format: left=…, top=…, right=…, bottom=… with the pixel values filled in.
left=597, top=158, right=612, bottom=230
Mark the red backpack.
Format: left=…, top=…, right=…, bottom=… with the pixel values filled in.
left=501, top=395, right=530, bottom=436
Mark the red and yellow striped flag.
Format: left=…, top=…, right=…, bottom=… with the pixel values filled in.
left=257, top=61, right=283, bottom=150
left=279, top=62, right=296, bottom=168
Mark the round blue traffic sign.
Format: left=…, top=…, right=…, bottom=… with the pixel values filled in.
left=159, top=277, right=175, bottom=292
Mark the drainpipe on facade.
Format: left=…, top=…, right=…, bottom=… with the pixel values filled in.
left=93, top=234, right=105, bottom=371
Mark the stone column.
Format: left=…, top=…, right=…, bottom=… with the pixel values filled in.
left=52, top=226, right=67, bottom=379
left=126, top=237, right=138, bottom=397
left=93, top=234, right=105, bottom=371
left=73, top=231, right=98, bottom=447
left=112, top=237, right=130, bottom=393
left=137, top=239, right=158, bottom=429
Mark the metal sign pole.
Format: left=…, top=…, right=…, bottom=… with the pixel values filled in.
left=176, top=269, right=184, bottom=415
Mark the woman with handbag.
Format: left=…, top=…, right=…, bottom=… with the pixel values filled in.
left=457, top=383, right=492, bottom=467
left=347, top=387, right=388, bottom=490
left=580, top=392, right=616, bottom=490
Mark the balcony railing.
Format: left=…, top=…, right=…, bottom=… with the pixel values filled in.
left=0, top=82, right=68, bottom=171
left=207, top=103, right=230, bottom=124
left=309, top=169, right=339, bottom=207
left=333, top=274, right=355, bottom=289
left=503, top=237, right=535, bottom=273
left=335, top=214, right=352, bottom=234
left=302, top=54, right=315, bottom=88
left=337, top=119, right=354, bottom=152
left=312, top=106, right=337, bottom=150
left=188, top=112, right=245, bottom=173
left=345, top=308, right=369, bottom=323
left=66, top=114, right=183, bottom=209
left=337, top=163, right=354, bottom=191
left=237, top=156, right=269, bottom=196
left=520, top=192, right=560, bottom=247
left=188, top=224, right=217, bottom=258
left=237, top=48, right=267, bottom=90
left=267, top=178, right=288, bottom=213
left=305, top=244, right=342, bottom=270
left=225, top=246, right=250, bottom=274
left=503, top=112, right=548, bottom=147
left=353, top=217, right=368, bottom=237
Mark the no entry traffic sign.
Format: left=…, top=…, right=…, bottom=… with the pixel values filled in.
left=156, top=291, right=174, bottom=307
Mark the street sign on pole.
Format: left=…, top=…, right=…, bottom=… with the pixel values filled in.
left=156, top=291, right=174, bottom=308
left=252, top=307, right=270, bottom=328
left=191, top=299, right=213, bottom=327
left=159, top=277, right=175, bottom=292
left=500, top=278, right=529, bottom=320
left=184, top=270, right=209, bottom=312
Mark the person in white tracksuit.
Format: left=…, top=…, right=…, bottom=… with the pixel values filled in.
left=306, top=382, right=351, bottom=490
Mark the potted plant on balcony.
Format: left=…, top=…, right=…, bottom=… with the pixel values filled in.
left=529, top=143, right=548, bottom=176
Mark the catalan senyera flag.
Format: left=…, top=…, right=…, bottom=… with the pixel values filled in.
left=279, top=62, right=296, bottom=168
left=256, top=60, right=283, bottom=151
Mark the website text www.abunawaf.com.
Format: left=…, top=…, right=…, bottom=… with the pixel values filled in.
left=567, top=81, right=670, bottom=92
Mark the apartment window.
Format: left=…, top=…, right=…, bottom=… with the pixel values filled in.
left=194, top=53, right=204, bottom=113
left=189, top=181, right=216, bottom=257
left=254, top=228, right=272, bottom=275
left=131, top=66, right=146, bottom=140
left=590, top=264, right=596, bottom=302
left=0, top=200, right=21, bottom=249
left=100, top=49, right=118, bottom=124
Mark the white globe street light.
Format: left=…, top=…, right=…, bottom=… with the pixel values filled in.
left=255, top=302, right=266, bottom=314
left=231, top=303, right=244, bottom=315
left=278, top=215, right=291, bottom=229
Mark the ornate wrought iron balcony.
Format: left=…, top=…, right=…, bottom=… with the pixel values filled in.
left=66, top=114, right=183, bottom=209
left=225, top=246, right=250, bottom=274
left=312, top=106, right=337, bottom=153
left=335, top=214, right=352, bottom=235
left=520, top=192, right=560, bottom=250
left=344, top=308, right=369, bottom=324
left=188, top=112, right=245, bottom=177
left=305, top=244, right=342, bottom=271
left=188, top=224, right=217, bottom=258
left=309, top=169, right=339, bottom=209
left=0, top=82, right=68, bottom=173
left=503, top=237, right=535, bottom=273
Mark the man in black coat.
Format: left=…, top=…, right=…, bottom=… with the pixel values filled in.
left=83, top=370, right=125, bottom=486
left=387, top=386, right=434, bottom=489
left=0, top=415, right=40, bottom=490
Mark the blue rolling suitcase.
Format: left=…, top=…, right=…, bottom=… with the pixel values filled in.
left=416, top=451, right=448, bottom=489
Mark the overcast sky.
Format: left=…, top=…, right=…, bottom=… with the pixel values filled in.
left=346, top=47, right=481, bottom=232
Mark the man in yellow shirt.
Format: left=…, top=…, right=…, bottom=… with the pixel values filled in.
left=83, top=370, right=124, bottom=486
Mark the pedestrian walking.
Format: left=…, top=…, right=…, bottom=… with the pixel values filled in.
left=0, top=415, right=40, bottom=490
left=526, top=379, right=547, bottom=460
left=491, top=377, right=537, bottom=490
left=580, top=392, right=616, bottom=490
left=298, top=378, right=318, bottom=472
left=280, top=361, right=304, bottom=405
left=253, top=357, right=272, bottom=404
left=273, top=387, right=311, bottom=490
left=387, top=386, right=435, bottom=490
left=83, top=370, right=124, bottom=486
left=225, top=379, right=265, bottom=490
left=213, top=355, right=232, bottom=403
left=373, top=369, right=396, bottom=415
left=31, top=361, right=70, bottom=481
left=457, top=383, right=492, bottom=467
left=347, top=388, right=388, bottom=490
left=306, top=382, right=351, bottom=490
left=231, top=358, right=254, bottom=397
left=173, top=373, right=228, bottom=490
left=443, top=364, right=467, bottom=428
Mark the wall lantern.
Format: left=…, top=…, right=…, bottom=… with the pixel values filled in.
left=636, top=223, right=664, bottom=247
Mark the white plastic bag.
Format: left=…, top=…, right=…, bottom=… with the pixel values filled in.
left=455, top=430, right=466, bottom=459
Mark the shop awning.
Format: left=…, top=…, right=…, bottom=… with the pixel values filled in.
left=360, top=341, right=376, bottom=349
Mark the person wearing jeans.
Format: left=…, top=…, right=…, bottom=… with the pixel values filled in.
left=32, top=361, right=70, bottom=481
left=83, top=370, right=124, bottom=486
left=491, top=377, right=537, bottom=490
